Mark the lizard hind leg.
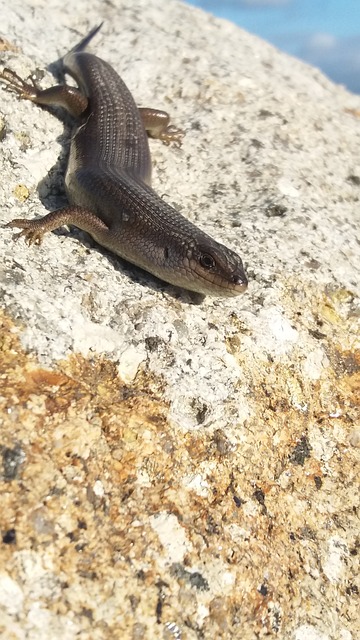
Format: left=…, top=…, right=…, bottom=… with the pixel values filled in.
left=0, top=68, right=40, bottom=102
left=138, top=107, right=184, bottom=147
left=0, top=68, right=88, bottom=116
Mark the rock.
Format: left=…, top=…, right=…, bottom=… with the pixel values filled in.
left=0, top=1, right=359, bottom=639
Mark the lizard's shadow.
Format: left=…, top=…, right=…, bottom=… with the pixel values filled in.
left=35, top=60, right=204, bottom=306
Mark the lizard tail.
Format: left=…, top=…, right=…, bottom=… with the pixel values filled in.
left=67, top=23, right=103, bottom=56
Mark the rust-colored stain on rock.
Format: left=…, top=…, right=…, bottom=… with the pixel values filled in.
left=0, top=302, right=359, bottom=639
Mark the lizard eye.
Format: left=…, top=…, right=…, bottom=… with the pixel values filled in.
left=199, top=252, right=216, bottom=270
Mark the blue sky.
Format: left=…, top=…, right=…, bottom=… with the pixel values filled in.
left=185, top=0, right=360, bottom=94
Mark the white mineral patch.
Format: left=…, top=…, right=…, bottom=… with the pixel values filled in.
left=150, top=512, right=192, bottom=563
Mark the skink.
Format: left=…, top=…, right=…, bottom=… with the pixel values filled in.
left=0, top=25, right=248, bottom=296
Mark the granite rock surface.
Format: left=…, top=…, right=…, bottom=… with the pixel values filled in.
left=0, top=1, right=359, bottom=639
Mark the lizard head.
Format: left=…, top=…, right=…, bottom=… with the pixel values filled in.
left=184, top=241, right=248, bottom=296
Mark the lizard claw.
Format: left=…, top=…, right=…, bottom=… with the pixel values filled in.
left=0, top=68, right=39, bottom=100
left=6, top=219, right=44, bottom=245
left=159, top=125, right=185, bottom=148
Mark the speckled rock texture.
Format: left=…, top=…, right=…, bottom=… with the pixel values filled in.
left=0, top=1, right=359, bottom=639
